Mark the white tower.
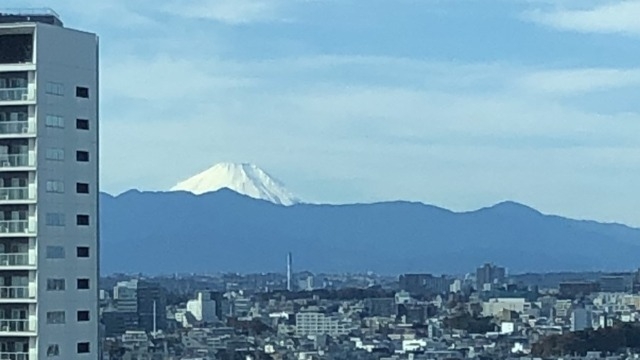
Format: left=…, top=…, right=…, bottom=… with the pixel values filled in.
left=287, top=252, right=292, bottom=292
left=0, top=9, right=99, bottom=359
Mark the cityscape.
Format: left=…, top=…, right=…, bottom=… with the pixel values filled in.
left=2, top=2, right=640, bottom=360
left=99, top=263, right=640, bottom=360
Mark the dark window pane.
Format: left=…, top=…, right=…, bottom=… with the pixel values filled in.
left=76, top=215, right=90, bottom=226
left=76, top=118, right=89, bottom=130
left=77, top=246, right=90, bottom=258
left=77, top=342, right=90, bottom=353
left=77, top=278, right=90, bottom=290
left=76, top=183, right=89, bottom=194
left=76, top=151, right=89, bottom=162
left=77, top=310, right=90, bottom=322
left=75, top=87, right=89, bottom=98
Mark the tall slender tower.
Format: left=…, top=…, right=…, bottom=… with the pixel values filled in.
left=0, top=9, right=99, bottom=359
left=287, top=252, right=293, bottom=291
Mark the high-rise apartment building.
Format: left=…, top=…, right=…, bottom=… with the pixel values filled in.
left=0, top=9, right=99, bottom=359
left=476, top=263, right=506, bottom=290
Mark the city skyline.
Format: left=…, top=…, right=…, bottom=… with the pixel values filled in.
left=5, top=0, right=640, bottom=227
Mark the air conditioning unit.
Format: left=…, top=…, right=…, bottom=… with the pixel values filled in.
left=21, top=93, right=29, bottom=101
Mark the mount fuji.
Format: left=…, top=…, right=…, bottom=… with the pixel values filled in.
left=170, top=162, right=300, bottom=206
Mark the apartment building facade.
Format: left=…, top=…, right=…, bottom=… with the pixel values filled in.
left=0, top=10, right=99, bottom=359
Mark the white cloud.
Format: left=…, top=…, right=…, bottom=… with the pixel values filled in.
left=519, top=68, right=640, bottom=94
left=102, top=56, right=256, bottom=102
left=161, top=0, right=287, bottom=24
left=527, top=1, right=640, bottom=35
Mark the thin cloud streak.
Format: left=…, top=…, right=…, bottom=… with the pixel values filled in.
left=526, top=1, right=640, bottom=36
left=160, top=0, right=288, bottom=24
left=519, top=68, right=640, bottom=94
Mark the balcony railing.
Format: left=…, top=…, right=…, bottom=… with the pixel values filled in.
left=0, top=122, right=33, bottom=136
left=0, top=155, right=33, bottom=169
left=0, top=254, right=30, bottom=267
left=0, top=319, right=30, bottom=332
left=0, top=221, right=31, bottom=235
left=0, top=89, right=29, bottom=102
left=0, top=352, right=28, bottom=360
left=0, top=188, right=31, bottom=201
left=0, top=286, right=31, bottom=300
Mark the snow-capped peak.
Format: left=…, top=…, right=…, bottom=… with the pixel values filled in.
left=170, top=162, right=300, bottom=206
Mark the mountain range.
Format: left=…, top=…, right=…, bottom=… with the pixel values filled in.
left=100, top=163, right=640, bottom=274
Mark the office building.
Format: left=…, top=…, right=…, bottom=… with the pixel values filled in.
left=113, top=279, right=138, bottom=312
left=364, top=298, right=395, bottom=317
left=136, top=280, right=167, bottom=333
left=599, top=275, right=632, bottom=293
left=101, top=310, right=138, bottom=338
left=399, top=273, right=451, bottom=295
left=571, top=308, right=593, bottom=332
left=0, top=9, right=99, bottom=359
left=559, top=282, right=600, bottom=298
left=209, top=291, right=225, bottom=321
left=186, top=291, right=217, bottom=323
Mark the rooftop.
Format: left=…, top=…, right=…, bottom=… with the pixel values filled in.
left=0, top=8, right=63, bottom=27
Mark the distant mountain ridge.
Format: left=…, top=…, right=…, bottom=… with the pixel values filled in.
left=99, top=189, right=640, bottom=275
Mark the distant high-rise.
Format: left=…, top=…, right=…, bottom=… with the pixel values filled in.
left=570, top=307, right=592, bottom=332
left=113, top=279, right=138, bottom=312
left=186, top=291, right=217, bottom=323
left=399, top=274, right=451, bottom=295
left=137, top=280, right=167, bottom=333
left=287, top=252, right=293, bottom=291
left=0, top=9, right=99, bottom=359
left=476, top=263, right=506, bottom=290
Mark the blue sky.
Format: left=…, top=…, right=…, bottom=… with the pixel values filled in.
left=7, top=0, right=640, bottom=226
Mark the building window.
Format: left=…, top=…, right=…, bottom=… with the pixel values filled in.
left=45, top=82, right=64, bottom=96
left=76, top=214, right=90, bottom=226
left=45, top=115, right=64, bottom=128
left=47, top=344, right=60, bottom=357
left=46, top=246, right=65, bottom=259
left=77, top=310, right=90, bottom=322
left=76, top=118, right=89, bottom=130
left=76, top=182, right=89, bottom=194
left=77, top=278, right=90, bottom=290
left=75, top=87, right=89, bottom=98
left=46, top=311, right=66, bottom=324
left=45, top=213, right=65, bottom=226
left=76, top=246, right=90, bottom=258
left=77, top=342, right=90, bottom=354
left=76, top=151, right=89, bottom=162
left=47, top=278, right=65, bottom=291
left=45, top=148, right=64, bottom=161
left=46, top=180, right=64, bottom=193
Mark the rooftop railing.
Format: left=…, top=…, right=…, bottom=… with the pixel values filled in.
left=0, top=8, right=60, bottom=18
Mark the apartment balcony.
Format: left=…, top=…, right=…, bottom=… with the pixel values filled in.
left=0, top=123, right=34, bottom=138
left=0, top=352, right=29, bottom=360
left=0, top=221, right=34, bottom=237
left=0, top=255, right=32, bottom=269
left=0, top=155, right=33, bottom=171
left=0, top=88, right=33, bottom=104
left=0, top=319, right=32, bottom=334
left=0, top=286, right=33, bottom=302
left=0, top=189, right=33, bottom=204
